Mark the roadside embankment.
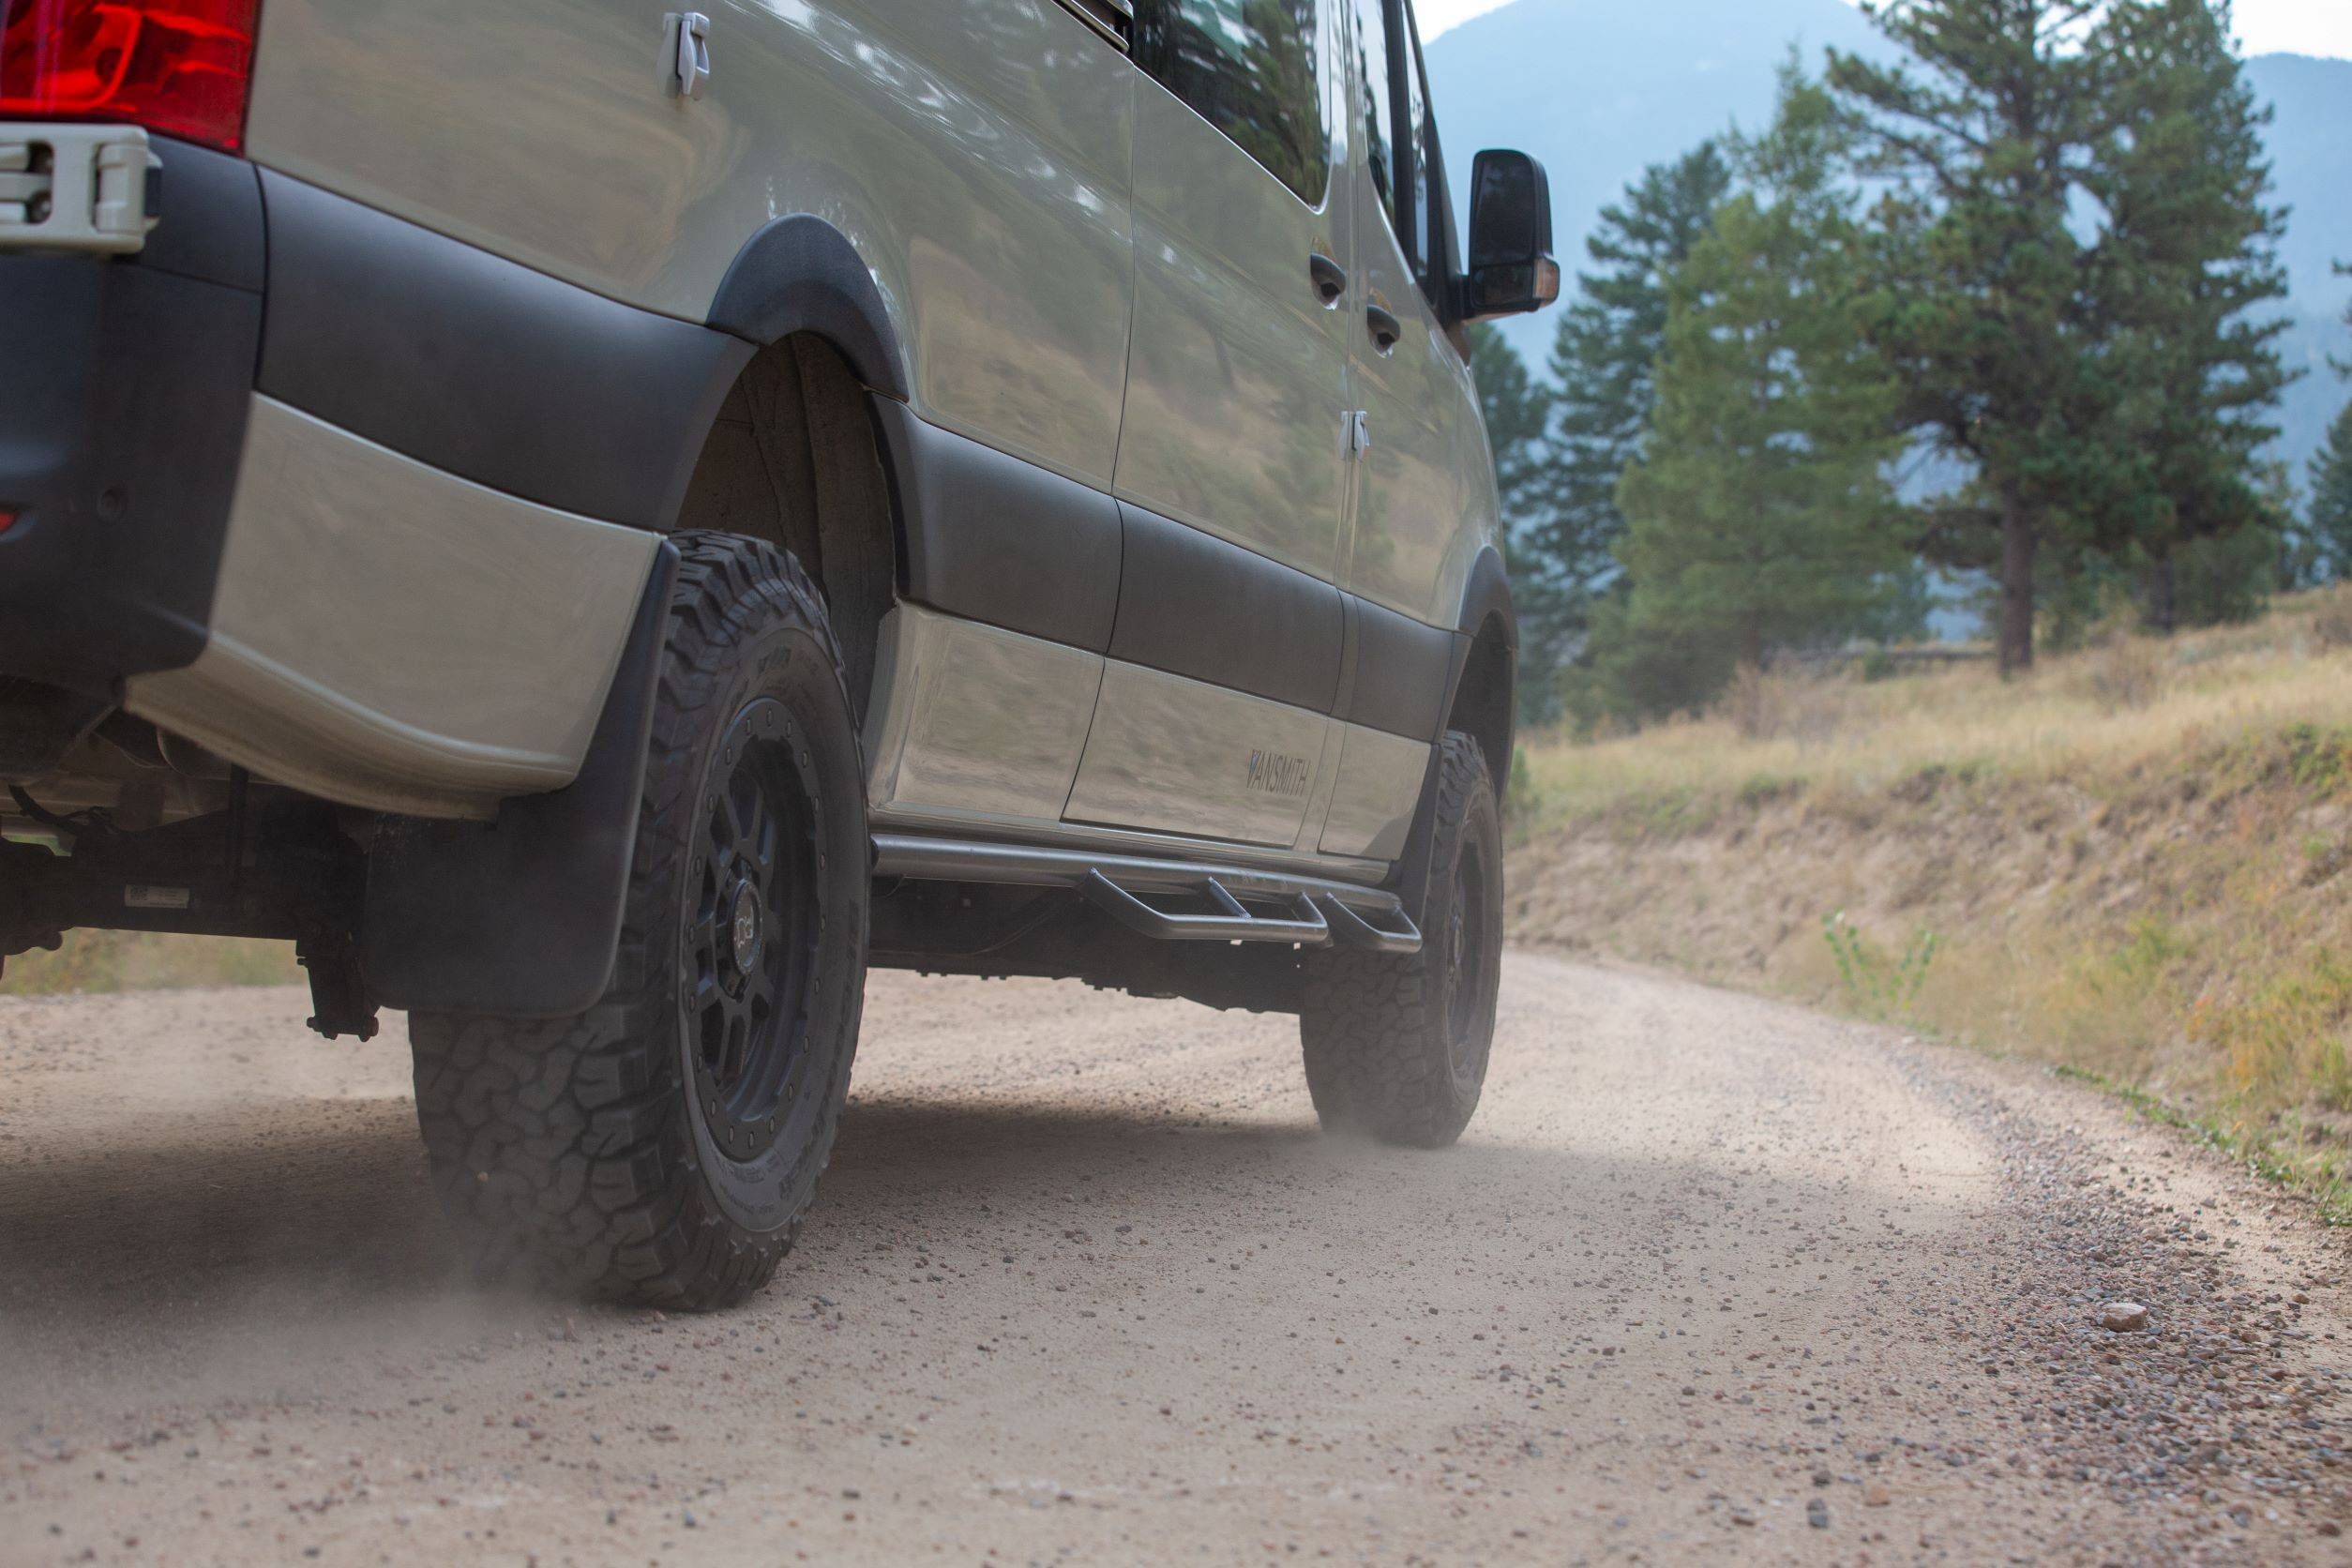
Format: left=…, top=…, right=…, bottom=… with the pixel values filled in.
left=1509, top=596, right=2352, bottom=1216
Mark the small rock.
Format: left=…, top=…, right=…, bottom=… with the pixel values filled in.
left=1863, top=1485, right=1891, bottom=1508
left=2101, top=1302, right=2149, bottom=1333
left=1729, top=1508, right=1757, bottom=1527
left=1808, top=1499, right=1830, bottom=1530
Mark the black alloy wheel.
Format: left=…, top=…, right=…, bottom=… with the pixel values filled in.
left=686, top=699, right=821, bottom=1165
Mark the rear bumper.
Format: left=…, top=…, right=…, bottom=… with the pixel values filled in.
left=0, top=135, right=264, bottom=696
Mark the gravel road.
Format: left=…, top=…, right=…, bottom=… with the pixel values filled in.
left=3, top=953, right=2348, bottom=1564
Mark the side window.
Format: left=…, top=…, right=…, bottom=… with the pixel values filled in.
left=1349, top=0, right=1394, bottom=212
left=1364, top=0, right=1450, bottom=310
left=1399, top=10, right=1440, bottom=292
left=1352, top=0, right=1442, bottom=303
left=1138, top=0, right=1332, bottom=204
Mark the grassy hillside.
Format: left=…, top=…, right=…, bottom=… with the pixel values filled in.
left=1508, top=590, right=2352, bottom=1216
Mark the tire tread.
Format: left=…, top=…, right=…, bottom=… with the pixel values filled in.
left=410, top=532, right=862, bottom=1309
left=1299, top=732, right=1500, bottom=1149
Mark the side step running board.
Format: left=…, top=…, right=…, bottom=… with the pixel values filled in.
left=1081, top=870, right=1329, bottom=945
left=870, top=833, right=1421, bottom=955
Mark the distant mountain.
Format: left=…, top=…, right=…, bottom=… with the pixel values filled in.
left=1425, top=0, right=1891, bottom=368
left=1428, top=1, right=2352, bottom=481
left=2248, top=54, right=2352, bottom=323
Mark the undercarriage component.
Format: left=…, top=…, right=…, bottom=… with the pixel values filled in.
left=867, top=878, right=1309, bottom=1015
left=0, top=681, right=113, bottom=784
left=296, top=930, right=378, bottom=1042
left=0, top=792, right=370, bottom=1038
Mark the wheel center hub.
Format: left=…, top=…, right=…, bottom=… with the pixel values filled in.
left=729, top=881, right=763, bottom=975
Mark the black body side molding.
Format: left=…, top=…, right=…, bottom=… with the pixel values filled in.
left=360, top=543, right=680, bottom=1018
left=871, top=400, right=1123, bottom=653
left=1341, top=596, right=1455, bottom=742
left=1108, top=504, right=1344, bottom=713
left=707, top=215, right=911, bottom=400
left=258, top=172, right=750, bottom=530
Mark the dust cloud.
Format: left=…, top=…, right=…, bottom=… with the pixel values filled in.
left=2, top=962, right=2348, bottom=1561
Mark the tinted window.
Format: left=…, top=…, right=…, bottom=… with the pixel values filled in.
left=1401, top=14, right=1437, bottom=283
left=1138, top=0, right=1331, bottom=203
left=1349, top=0, right=1394, bottom=211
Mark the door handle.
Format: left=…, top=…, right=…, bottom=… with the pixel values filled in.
left=1308, top=252, right=1347, bottom=306
left=1364, top=302, right=1401, bottom=354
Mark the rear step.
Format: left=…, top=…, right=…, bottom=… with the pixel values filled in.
left=869, top=833, right=1422, bottom=955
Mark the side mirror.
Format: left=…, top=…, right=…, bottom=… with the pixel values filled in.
left=1464, top=149, right=1560, bottom=321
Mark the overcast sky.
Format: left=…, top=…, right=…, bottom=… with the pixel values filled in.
left=1415, top=0, right=2352, bottom=57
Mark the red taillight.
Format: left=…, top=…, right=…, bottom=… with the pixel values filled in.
left=0, top=508, right=18, bottom=535
left=0, top=0, right=259, bottom=153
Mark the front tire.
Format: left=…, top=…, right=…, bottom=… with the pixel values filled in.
left=1299, top=732, right=1501, bottom=1147
left=410, top=533, right=869, bottom=1309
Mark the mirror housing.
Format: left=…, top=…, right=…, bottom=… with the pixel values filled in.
left=1463, top=149, right=1560, bottom=321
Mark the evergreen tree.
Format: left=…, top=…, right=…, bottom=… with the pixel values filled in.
left=1830, top=1, right=2128, bottom=675
left=1464, top=324, right=1565, bottom=721
left=1530, top=143, right=1732, bottom=625
left=1599, top=74, right=1912, bottom=720
left=2314, top=399, right=2352, bottom=580
left=2088, top=0, right=2292, bottom=632
left=2337, top=261, right=2352, bottom=376
left=1468, top=324, right=1550, bottom=519
left=2318, top=263, right=2352, bottom=575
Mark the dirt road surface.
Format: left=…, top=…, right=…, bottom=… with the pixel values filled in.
left=3, top=953, right=2349, bottom=1564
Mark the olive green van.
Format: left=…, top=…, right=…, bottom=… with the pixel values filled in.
left=0, top=0, right=1556, bottom=1305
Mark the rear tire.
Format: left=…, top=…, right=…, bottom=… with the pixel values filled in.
left=1299, top=732, right=1501, bottom=1148
left=409, top=533, right=869, bottom=1309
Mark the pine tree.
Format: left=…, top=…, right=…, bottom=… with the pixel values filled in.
left=2316, top=260, right=2352, bottom=576
left=1830, top=1, right=2126, bottom=675
left=1469, top=324, right=1550, bottom=517
left=1465, top=324, right=1565, bottom=720
left=2088, top=0, right=2293, bottom=632
left=2337, top=261, right=2352, bottom=377
left=1600, top=75, right=1912, bottom=719
left=1530, top=143, right=1732, bottom=623
left=2314, top=400, right=2352, bottom=580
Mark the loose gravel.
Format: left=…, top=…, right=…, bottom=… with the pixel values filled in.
left=0, top=954, right=2345, bottom=1563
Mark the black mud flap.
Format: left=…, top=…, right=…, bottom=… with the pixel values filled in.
left=359, top=542, right=679, bottom=1018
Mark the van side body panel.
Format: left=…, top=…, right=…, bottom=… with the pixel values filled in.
left=218, top=0, right=1501, bottom=875
left=244, top=0, right=1137, bottom=486
left=1114, top=64, right=1352, bottom=579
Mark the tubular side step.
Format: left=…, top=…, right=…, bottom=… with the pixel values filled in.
left=870, top=832, right=1422, bottom=954
left=1081, top=869, right=1328, bottom=945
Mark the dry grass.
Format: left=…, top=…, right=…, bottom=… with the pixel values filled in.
left=0, top=931, right=300, bottom=998
left=2311, top=583, right=2352, bottom=652
left=1508, top=588, right=2352, bottom=1220
left=1520, top=595, right=2352, bottom=830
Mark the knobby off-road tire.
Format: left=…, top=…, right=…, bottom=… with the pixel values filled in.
left=1300, top=732, right=1502, bottom=1148
left=409, top=533, right=869, bottom=1310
